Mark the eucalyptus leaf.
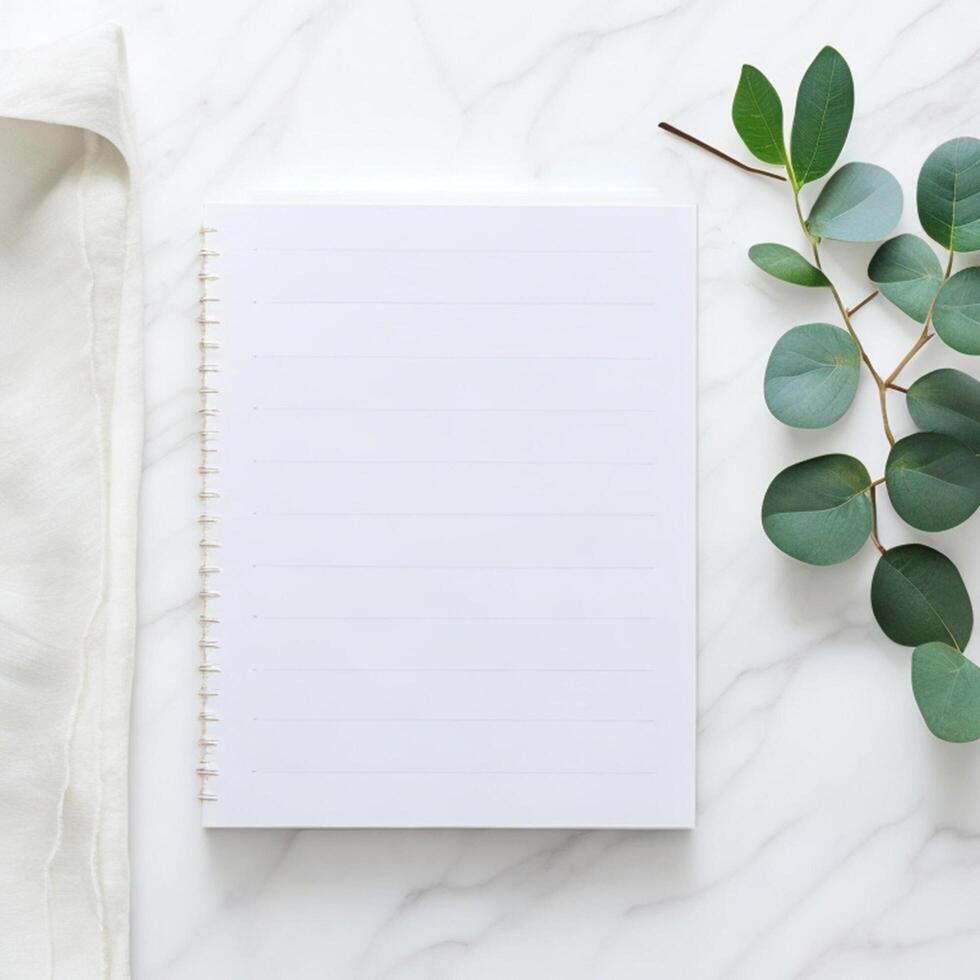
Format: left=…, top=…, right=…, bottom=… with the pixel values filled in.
left=917, top=137, right=980, bottom=252
left=907, top=368, right=980, bottom=453
left=885, top=433, right=980, bottom=532
left=732, top=65, right=787, bottom=167
left=790, top=46, right=854, bottom=187
left=806, top=163, right=903, bottom=242
left=762, top=454, right=871, bottom=565
left=911, top=642, right=980, bottom=742
left=764, top=323, right=860, bottom=428
left=868, top=234, right=943, bottom=322
left=871, top=544, right=973, bottom=650
left=933, top=268, right=980, bottom=354
left=749, top=243, right=829, bottom=287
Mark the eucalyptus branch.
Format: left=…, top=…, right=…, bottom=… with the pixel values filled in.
left=722, top=45, right=980, bottom=741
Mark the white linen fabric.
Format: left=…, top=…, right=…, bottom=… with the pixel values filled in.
left=0, top=25, right=141, bottom=979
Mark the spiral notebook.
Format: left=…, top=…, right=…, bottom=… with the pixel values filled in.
left=198, top=202, right=697, bottom=828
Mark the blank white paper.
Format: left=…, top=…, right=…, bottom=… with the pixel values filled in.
left=203, top=202, right=696, bottom=828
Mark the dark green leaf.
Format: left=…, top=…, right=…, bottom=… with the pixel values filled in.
left=764, top=323, right=860, bottom=428
left=749, top=243, right=829, bottom=287
left=912, top=642, right=980, bottom=742
left=790, top=46, right=854, bottom=187
left=868, top=234, right=943, bottom=322
left=806, top=163, right=903, bottom=242
left=917, top=137, right=980, bottom=252
left=907, top=368, right=980, bottom=452
left=933, top=267, right=980, bottom=354
left=885, top=433, right=980, bottom=532
left=871, top=544, right=972, bottom=650
left=732, top=65, right=787, bottom=167
left=762, top=454, right=871, bottom=565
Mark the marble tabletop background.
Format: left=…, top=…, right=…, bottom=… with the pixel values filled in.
left=7, top=0, right=980, bottom=976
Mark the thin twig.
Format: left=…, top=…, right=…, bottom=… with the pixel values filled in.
left=883, top=250, right=954, bottom=388
left=885, top=335, right=932, bottom=387
left=847, top=290, right=878, bottom=317
left=869, top=484, right=886, bottom=555
left=887, top=382, right=908, bottom=394
left=876, top=383, right=895, bottom=445
left=883, top=322, right=934, bottom=388
left=658, top=122, right=787, bottom=181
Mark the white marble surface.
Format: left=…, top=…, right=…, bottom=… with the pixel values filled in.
left=7, top=1, right=980, bottom=976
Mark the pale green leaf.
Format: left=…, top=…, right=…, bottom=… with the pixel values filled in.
left=912, top=642, right=980, bottom=742
left=917, top=137, right=980, bottom=252
left=764, top=323, right=859, bottom=428
left=868, top=234, right=943, bottom=323
left=807, top=163, right=902, bottom=242
left=907, top=368, right=980, bottom=452
left=762, top=455, right=871, bottom=565
left=933, top=267, right=980, bottom=354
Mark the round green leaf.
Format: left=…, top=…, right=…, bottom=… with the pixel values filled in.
left=885, top=433, right=980, bottom=532
left=790, top=46, right=853, bottom=187
left=871, top=544, right=973, bottom=650
left=762, top=454, right=872, bottom=565
left=917, top=137, right=980, bottom=252
left=867, top=234, right=943, bottom=323
left=732, top=65, right=787, bottom=167
left=806, top=163, right=903, bottom=243
left=764, top=323, right=860, bottom=428
left=749, top=243, right=829, bottom=287
left=912, top=642, right=980, bottom=742
left=907, top=368, right=980, bottom=453
left=933, top=267, right=980, bottom=354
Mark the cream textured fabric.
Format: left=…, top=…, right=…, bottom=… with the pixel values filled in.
left=0, top=25, right=141, bottom=979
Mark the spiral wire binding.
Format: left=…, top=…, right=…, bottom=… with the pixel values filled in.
left=198, top=226, right=221, bottom=803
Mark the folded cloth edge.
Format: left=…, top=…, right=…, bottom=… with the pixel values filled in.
left=0, top=23, right=142, bottom=979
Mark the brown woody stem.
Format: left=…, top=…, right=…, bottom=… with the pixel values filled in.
left=847, top=290, right=878, bottom=317
left=869, top=483, right=886, bottom=555
left=793, top=191, right=894, bottom=443
left=658, top=122, right=787, bottom=181
left=882, top=251, right=953, bottom=389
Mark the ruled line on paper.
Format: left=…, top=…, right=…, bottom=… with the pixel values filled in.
left=244, top=247, right=665, bottom=255
left=250, top=563, right=657, bottom=571
left=253, top=407, right=659, bottom=413
left=253, top=717, right=659, bottom=723
left=251, top=667, right=657, bottom=673
left=251, top=459, right=658, bottom=466
left=251, top=615, right=658, bottom=622
left=252, top=512, right=659, bottom=518
left=255, top=301, right=659, bottom=307
left=250, top=353, right=658, bottom=360
left=253, top=769, right=660, bottom=776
